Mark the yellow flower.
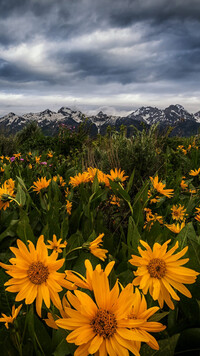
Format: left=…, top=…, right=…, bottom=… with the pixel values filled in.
left=65, top=259, right=115, bottom=291
left=66, top=200, right=72, bottom=215
left=143, top=208, right=163, bottom=231
left=87, top=167, right=110, bottom=186
left=47, top=234, right=67, bottom=253
left=56, top=272, right=150, bottom=356
left=32, top=177, right=51, bottom=193
left=150, top=176, right=174, bottom=198
left=28, top=164, right=32, bottom=169
left=128, top=288, right=166, bottom=352
left=0, top=235, right=76, bottom=317
left=35, top=155, right=41, bottom=163
left=195, top=207, right=200, bottom=222
left=0, top=179, right=15, bottom=210
left=165, top=222, right=186, bottom=233
left=110, top=194, right=121, bottom=207
left=171, top=204, right=187, bottom=221
left=47, top=151, right=53, bottom=158
left=0, top=304, right=22, bottom=329
left=69, top=172, right=90, bottom=187
left=107, top=168, right=128, bottom=183
left=44, top=294, right=70, bottom=329
left=130, top=240, right=199, bottom=309
left=189, top=168, right=200, bottom=176
left=87, top=167, right=99, bottom=182
left=0, top=167, right=5, bottom=172
left=88, top=233, right=108, bottom=261
left=180, top=178, right=188, bottom=190
left=59, top=176, right=66, bottom=187
left=13, top=153, right=21, bottom=159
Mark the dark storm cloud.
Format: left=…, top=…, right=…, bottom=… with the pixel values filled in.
left=0, top=0, right=200, bottom=114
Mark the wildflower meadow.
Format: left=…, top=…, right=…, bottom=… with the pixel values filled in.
left=0, top=125, right=200, bottom=356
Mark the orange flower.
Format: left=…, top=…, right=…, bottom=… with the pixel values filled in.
left=47, top=234, right=67, bottom=253
left=0, top=236, right=76, bottom=317
left=0, top=304, right=22, bottom=329
left=130, top=240, right=199, bottom=309
left=107, top=168, right=128, bottom=183
left=150, top=176, right=174, bottom=198
left=88, top=233, right=108, bottom=261
left=189, top=168, right=200, bottom=176
left=32, top=177, right=51, bottom=193
left=165, top=222, right=185, bottom=234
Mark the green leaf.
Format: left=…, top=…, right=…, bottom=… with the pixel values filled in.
left=16, top=210, right=35, bottom=243
left=109, top=179, right=131, bottom=203
left=140, top=333, right=180, bottom=356
left=0, top=219, right=18, bottom=243
left=174, top=222, right=197, bottom=250
left=127, top=216, right=141, bottom=253
left=15, top=184, right=26, bottom=206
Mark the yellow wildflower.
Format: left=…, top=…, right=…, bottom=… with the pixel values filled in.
left=88, top=233, right=108, bottom=261
left=0, top=235, right=76, bottom=317
left=0, top=304, right=22, bottom=329
left=165, top=222, right=185, bottom=233
left=171, top=204, right=187, bottom=221
left=107, top=168, right=128, bottom=183
left=66, top=200, right=72, bottom=215
left=32, top=177, right=51, bottom=193
left=56, top=274, right=151, bottom=356
left=150, top=176, right=174, bottom=198
left=189, top=168, right=200, bottom=176
left=130, top=239, right=199, bottom=309
left=47, top=234, right=67, bottom=253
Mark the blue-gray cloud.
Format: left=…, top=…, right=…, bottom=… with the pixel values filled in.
left=0, top=0, right=200, bottom=115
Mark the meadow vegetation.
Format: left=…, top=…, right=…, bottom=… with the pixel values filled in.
left=0, top=123, right=200, bottom=356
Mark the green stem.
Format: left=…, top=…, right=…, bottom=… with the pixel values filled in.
left=65, top=246, right=83, bottom=258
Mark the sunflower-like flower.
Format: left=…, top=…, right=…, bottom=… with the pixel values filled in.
left=128, top=288, right=166, bottom=352
left=110, top=194, right=121, bottom=207
left=32, top=177, right=51, bottom=194
left=65, top=259, right=115, bottom=291
left=87, top=167, right=110, bottom=187
left=56, top=272, right=151, bottom=356
left=35, top=156, right=41, bottom=163
left=88, top=233, right=108, bottom=261
left=150, top=176, right=174, bottom=198
left=0, top=179, right=15, bottom=210
left=47, top=234, right=67, bottom=253
left=44, top=294, right=70, bottom=329
left=69, top=172, right=90, bottom=187
left=107, top=168, right=128, bottom=183
left=66, top=200, right=72, bottom=215
left=165, top=222, right=185, bottom=233
left=180, top=177, right=188, bottom=190
left=129, top=240, right=199, bottom=309
left=0, top=304, right=22, bottom=329
left=171, top=204, right=187, bottom=221
left=0, top=235, right=76, bottom=317
left=13, top=153, right=21, bottom=159
left=189, top=168, right=200, bottom=176
left=143, top=208, right=163, bottom=231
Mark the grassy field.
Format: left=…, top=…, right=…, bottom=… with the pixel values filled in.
left=0, top=125, right=200, bottom=356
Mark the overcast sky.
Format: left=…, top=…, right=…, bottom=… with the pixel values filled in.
left=0, top=0, right=200, bottom=116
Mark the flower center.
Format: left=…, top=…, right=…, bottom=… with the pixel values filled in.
left=147, top=258, right=166, bottom=279
left=27, top=261, right=49, bottom=284
left=90, top=309, right=117, bottom=338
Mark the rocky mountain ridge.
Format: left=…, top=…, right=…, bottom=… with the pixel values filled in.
left=0, top=104, right=200, bottom=137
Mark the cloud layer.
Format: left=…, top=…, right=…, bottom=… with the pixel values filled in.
left=0, top=0, right=200, bottom=115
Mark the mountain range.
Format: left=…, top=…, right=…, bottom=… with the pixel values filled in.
left=0, top=104, right=200, bottom=137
